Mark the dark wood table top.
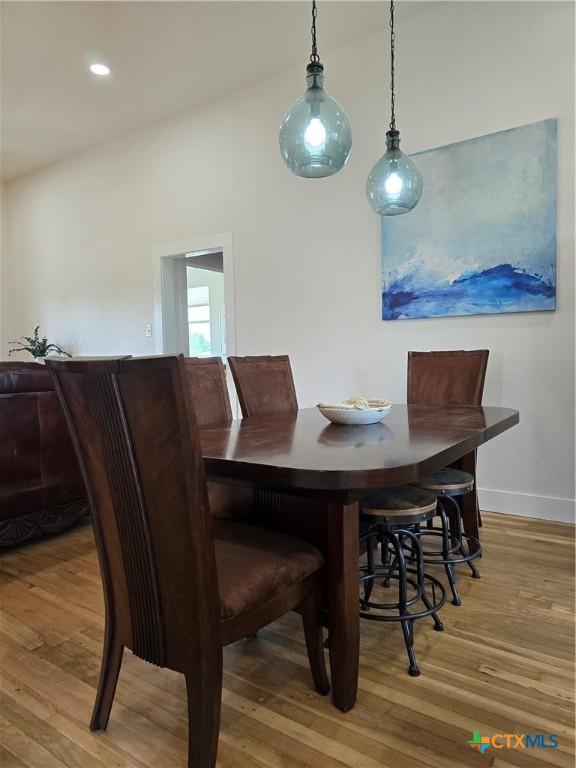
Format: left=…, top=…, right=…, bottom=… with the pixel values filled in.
left=200, top=405, right=519, bottom=492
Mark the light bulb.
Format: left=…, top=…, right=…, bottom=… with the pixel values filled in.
left=384, top=172, right=404, bottom=196
left=279, top=63, right=351, bottom=178
left=304, top=118, right=327, bottom=149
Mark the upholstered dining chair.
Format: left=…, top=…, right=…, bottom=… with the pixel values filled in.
left=228, top=355, right=298, bottom=418
left=407, top=350, right=489, bottom=408
left=184, top=356, right=248, bottom=521
left=184, top=356, right=232, bottom=427
left=407, top=350, right=489, bottom=604
left=407, top=349, right=488, bottom=518
left=46, top=355, right=329, bottom=768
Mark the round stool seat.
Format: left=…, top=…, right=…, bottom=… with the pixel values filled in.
left=413, top=468, right=474, bottom=496
left=361, top=486, right=437, bottom=526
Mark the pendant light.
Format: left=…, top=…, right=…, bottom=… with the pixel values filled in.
left=366, top=0, right=423, bottom=215
left=279, top=0, right=352, bottom=178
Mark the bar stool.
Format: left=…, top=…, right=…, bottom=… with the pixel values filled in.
left=413, top=468, right=482, bottom=606
left=359, top=487, right=446, bottom=677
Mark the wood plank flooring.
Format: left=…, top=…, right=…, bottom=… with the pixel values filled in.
left=0, top=512, right=574, bottom=768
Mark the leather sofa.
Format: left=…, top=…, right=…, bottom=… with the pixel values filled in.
left=0, top=362, right=88, bottom=546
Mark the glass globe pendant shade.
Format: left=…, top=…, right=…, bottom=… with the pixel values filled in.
left=279, top=63, right=352, bottom=178
left=366, top=130, right=423, bottom=215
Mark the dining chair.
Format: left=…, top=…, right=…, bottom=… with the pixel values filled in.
left=407, top=349, right=488, bottom=407
left=407, top=350, right=489, bottom=604
left=46, top=355, right=329, bottom=768
left=228, top=355, right=298, bottom=418
left=183, top=356, right=250, bottom=522
left=183, top=356, right=232, bottom=427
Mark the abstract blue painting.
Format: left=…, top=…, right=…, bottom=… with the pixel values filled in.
left=381, top=119, right=557, bottom=320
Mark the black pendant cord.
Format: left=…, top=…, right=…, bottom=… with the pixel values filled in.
left=310, top=0, right=320, bottom=63
left=389, top=0, right=396, bottom=132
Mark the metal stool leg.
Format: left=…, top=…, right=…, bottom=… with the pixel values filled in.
left=381, top=535, right=393, bottom=588
left=404, top=528, right=444, bottom=632
left=400, top=620, right=419, bottom=677
left=389, top=531, right=421, bottom=677
left=445, top=495, right=481, bottom=579
left=438, top=499, right=461, bottom=606
left=446, top=499, right=461, bottom=548
left=361, top=532, right=377, bottom=610
left=465, top=548, right=481, bottom=578
left=404, top=528, right=419, bottom=563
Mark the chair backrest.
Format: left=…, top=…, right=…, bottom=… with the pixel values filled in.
left=228, top=355, right=298, bottom=418
left=184, top=357, right=232, bottom=427
left=46, top=355, right=220, bottom=673
left=407, top=350, right=489, bottom=407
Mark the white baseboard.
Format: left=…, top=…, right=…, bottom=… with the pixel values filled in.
left=479, top=488, right=575, bottom=524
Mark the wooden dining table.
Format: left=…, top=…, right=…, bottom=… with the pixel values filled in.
left=200, top=404, right=519, bottom=712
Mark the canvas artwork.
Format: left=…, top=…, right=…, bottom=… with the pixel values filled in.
left=381, top=119, right=557, bottom=320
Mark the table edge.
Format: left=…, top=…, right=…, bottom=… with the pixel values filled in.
left=203, top=409, right=519, bottom=492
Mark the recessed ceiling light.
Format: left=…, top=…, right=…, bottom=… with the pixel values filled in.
left=89, top=63, right=111, bottom=76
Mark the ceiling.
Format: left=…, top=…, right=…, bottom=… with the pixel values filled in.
left=1, top=1, right=435, bottom=181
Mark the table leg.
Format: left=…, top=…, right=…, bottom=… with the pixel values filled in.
left=253, top=490, right=360, bottom=712
left=326, top=501, right=360, bottom=712
left=452, top=451, right=481, bottom=552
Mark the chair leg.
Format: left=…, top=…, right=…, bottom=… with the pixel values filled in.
left=301, top=582, right=330, bottom=695
left=90, top=624, right=123, bottom=731
left=185, top=655, right=223, bottom=768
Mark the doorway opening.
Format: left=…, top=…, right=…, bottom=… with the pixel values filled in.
left=153, top=233, right=235, bottom=360
left=186, top=251, right=226, bottom=357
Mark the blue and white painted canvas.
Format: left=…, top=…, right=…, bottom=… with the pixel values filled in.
left=382, top=119, right=557, bottom=320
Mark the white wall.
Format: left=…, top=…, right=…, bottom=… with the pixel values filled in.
left=2, top=2, right=574, bottom=521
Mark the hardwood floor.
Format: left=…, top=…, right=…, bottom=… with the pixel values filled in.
left=0, top=512, right=574, bottom=768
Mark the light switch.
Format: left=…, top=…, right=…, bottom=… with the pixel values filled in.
left=145, top=323, right=153, bottom=337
